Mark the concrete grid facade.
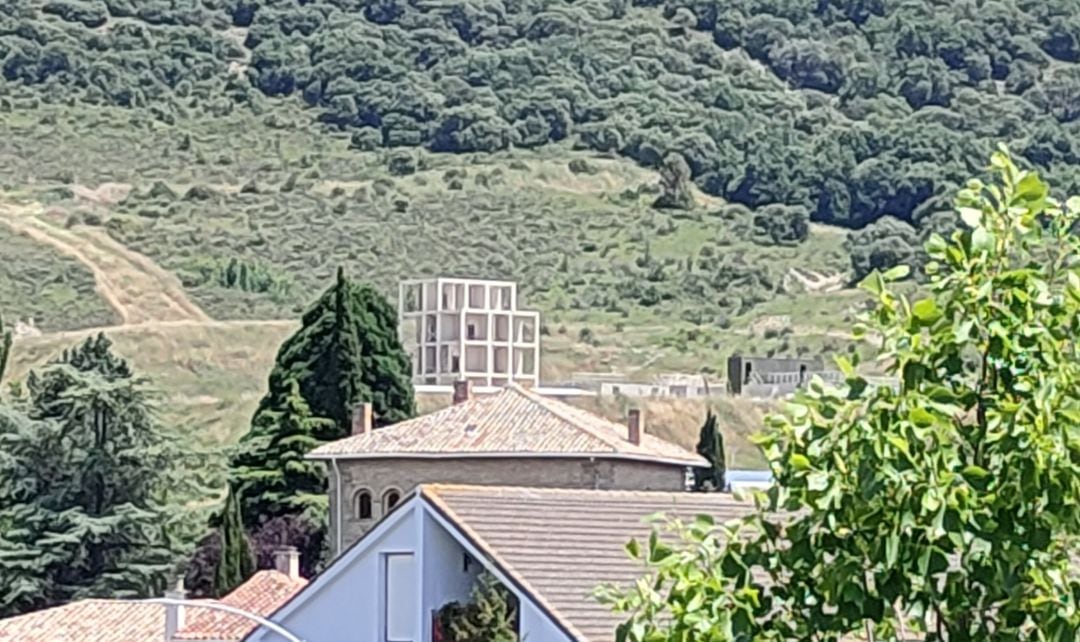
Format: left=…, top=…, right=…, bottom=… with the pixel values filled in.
left=398, top=277, right=540, bottom=387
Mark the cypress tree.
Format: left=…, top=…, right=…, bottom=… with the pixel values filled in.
left=0, top=312, right=11, bottom=384
left=693, top=409, right=726, bottom=492
left=213, top=485, right=255, bottom=597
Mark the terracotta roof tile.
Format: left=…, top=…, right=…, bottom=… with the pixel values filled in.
left=0, top=599, right=163, bottom=642
left=0, top=572, right=306, bottom=642
left=422, top=484, right=757, bottom=642
left=175, top=571, right=307, bottom=641
left=310, top=384, right=705, bottom=466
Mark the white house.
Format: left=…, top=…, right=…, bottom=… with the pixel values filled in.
left=247, top=484, right=754, bottom=642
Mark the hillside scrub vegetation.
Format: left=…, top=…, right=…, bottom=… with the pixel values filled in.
left=4, top=0, right=1080, bottom=243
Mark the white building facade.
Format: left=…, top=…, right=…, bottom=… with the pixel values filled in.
left=398, top=278, right=540, bottom=387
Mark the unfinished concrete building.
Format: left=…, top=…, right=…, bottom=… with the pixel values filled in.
left=398, top=277, right=540, bottom=387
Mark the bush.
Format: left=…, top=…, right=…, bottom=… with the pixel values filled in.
left=568, top=159, right=598, bottom=175
left=752, top=204, right=810, bottom=246
left=387, top=152, right=418, bottom=176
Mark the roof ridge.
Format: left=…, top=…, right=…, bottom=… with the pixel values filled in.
left=509, top=385, right=628, bottom=453
left=421, top=483, right=746, bottom=503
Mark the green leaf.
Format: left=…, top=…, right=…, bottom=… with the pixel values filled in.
left=882, top=264, right=910, bottom=281
left=789, top=454, right=812, bottom=471
left=625, top=538, right=640, bottom=559
left=958, top=207, right=982, bottom=228
left=962, top=465, right=990, bottom=479
left=971, top=226, right=994, bottom=253
left=912, top=298, right=941, bottom=324
left=909, top=407, right=935, bottom=428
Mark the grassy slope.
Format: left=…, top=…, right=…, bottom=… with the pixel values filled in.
left=1, top=96, right=868, bottom=479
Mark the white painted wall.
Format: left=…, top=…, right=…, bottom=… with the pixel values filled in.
left=250, top=500, right=577, bottom=642
left=249, top=506, right=419, bottom=642
left=520, top=600, right=575, bottom=642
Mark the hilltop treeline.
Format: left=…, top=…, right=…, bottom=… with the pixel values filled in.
left=3, top=0, right=1080, bottom=236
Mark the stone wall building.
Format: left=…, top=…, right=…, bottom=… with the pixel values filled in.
left=308, top=382, right=705, bottom=554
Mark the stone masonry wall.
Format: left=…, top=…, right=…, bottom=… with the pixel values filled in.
left=329, top=457, right=687, bottom=551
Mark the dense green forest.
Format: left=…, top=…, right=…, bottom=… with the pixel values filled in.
left=4, top=0, right=1080, bottom=240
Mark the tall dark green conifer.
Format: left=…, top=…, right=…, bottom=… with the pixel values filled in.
left=229, top=268, right=415, bottom=528
left=0, top=312, right=11, bottom=385
left=213, top=486, right=255, bottom=597
left=693, top=409, right=726, bottom=492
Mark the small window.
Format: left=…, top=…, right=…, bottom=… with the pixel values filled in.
left=356, top=490, right=373, bottom=520
left=383, top=489, right=402, bottom=513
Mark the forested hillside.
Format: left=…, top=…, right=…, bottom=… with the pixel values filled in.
left=5, top=0, right=1080, bottom=235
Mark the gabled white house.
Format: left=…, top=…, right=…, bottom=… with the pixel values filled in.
left=246, top=485, right=754, bottom=642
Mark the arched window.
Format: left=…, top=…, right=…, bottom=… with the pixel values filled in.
left=355, top=490, right=373, bottom=520
left=383, top=488, right=402, bottom=513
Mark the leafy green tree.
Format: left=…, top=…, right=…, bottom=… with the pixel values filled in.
left=846, top=215, right=921, bottom=283
left=600, top=149, right=1080, bottom=640
left=213, top=485, right=255, bottom=597
left=752, top=203, right=809, bottom=246
left=0, top=337, right=201, bottom=617
left=692, top=409, right=726, bottom=492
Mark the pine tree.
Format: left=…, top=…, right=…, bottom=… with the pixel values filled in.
left=693, top=409, right=726, bottom=491
left=232, top=268, right=415, bottom=526
left=0, top=312, right=11, bottom=385
left=213, top=485, right=255, bottom=597
left=0, top=336, right=202, bottom=616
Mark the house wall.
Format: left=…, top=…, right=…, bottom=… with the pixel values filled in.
left=252, top=500, right=576, bottom=642
left=253, top=504, right=420, bottom=642
left=331, top=457, right=686, bottom=553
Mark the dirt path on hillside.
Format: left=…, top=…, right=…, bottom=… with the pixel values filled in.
left=0, top=200, right=210, bottom=325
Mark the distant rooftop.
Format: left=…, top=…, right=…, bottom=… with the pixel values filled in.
left=308, top=384, right=705, bottom=467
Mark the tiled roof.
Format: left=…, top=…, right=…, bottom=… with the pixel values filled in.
left=309, top=384, right=705, bottom=466
left=175, top=571, right=308, bottom=640
left=422, top=484, right=757, bottom=642
left=0, top=572, right=306, bottom=642
left=0, top=599, right=163, bottom=642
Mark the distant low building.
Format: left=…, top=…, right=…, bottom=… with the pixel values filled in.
left=726, top=355, right=843, bottom=398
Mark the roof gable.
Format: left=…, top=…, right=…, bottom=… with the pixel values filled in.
left=309, top=385, right=704, bottom=466
left=422, top=484, right=757, bottom=642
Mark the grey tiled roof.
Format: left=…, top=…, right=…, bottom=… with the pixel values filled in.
left=309, top=384, right=705, bottom=467
left=423, top=484, right=757, bottom=642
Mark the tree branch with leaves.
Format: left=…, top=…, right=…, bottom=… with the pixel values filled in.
left=599, top=148, right=1080, bottom=641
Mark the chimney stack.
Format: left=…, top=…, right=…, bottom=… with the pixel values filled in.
left=273, top=546, right=301, bottom=580
left=351, top=402, right=373, bottom=436
left=163, top=578, right=187, bottom=642
left=627, top=408, right=642, bottom=445
left=453, top=379, right=473, bottom=405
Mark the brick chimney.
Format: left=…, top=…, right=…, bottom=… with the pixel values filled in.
left=627, top=408, right=642, bottom=445
left=163, top=578, right=186, bottom=641
left=453, top=379, right=473, bottom=405
left=273, top=546, right=301, bottom=579
left=351, top=402, right=372, bottom=436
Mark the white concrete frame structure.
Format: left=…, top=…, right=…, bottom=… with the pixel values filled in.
left=399, top=277, right=541, bottom=387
